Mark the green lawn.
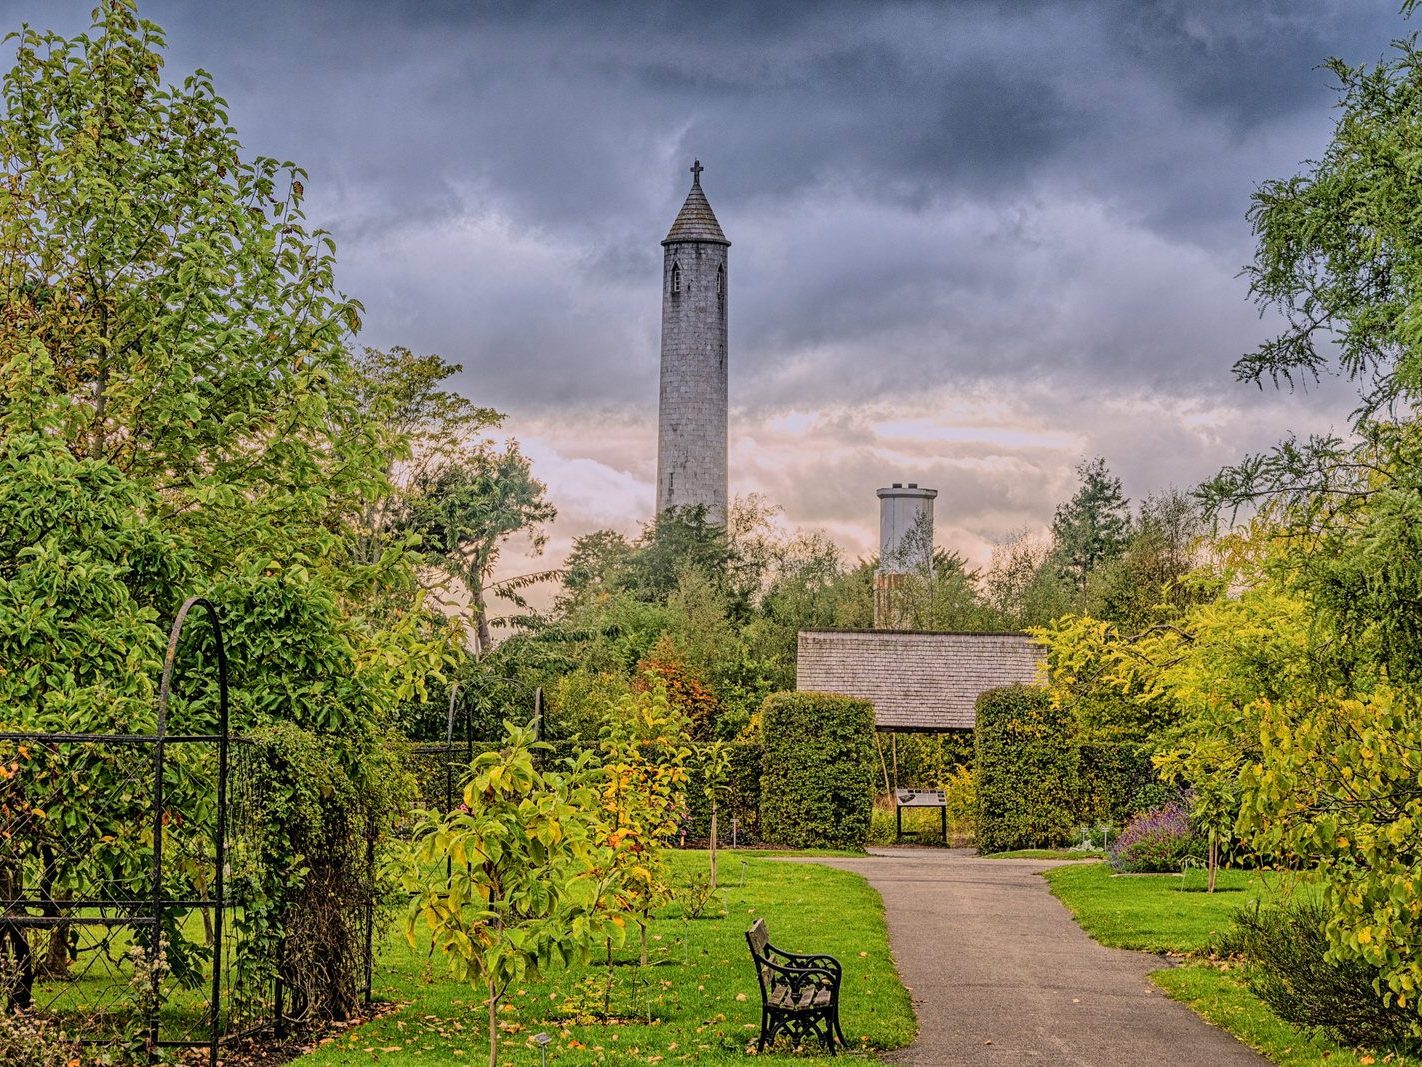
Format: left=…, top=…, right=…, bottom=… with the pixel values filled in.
left=1043, top=861, right=1277, bottom=953
left=296, top=851, right=915, bottom=1065
left=1043, top=862, right=1410, bottom=1066
left=982, top=848, right=1106, bottom=861
left=1152, top=965, right=1389, bottom=1067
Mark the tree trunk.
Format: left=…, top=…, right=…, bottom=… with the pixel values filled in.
left=639, top=918, right=648, bottom=968
left=874, top=733, right=892, bottom=802
left=38, top=845, right=69, bottom=978
left=1207, top=832, right=1218, bottom=894
left=603, top=938, right=613, bottom=1022
left=472, top=581, right=493, bottom=657
left=709, top=803, right=719, bottom=890
left=487, top=985, right=499, bottom=1067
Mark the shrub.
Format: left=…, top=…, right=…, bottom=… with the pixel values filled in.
left=685, top=736, right=763, bottom=843
left=943, top=764, right=976, bottom=847
left=759, top=692, right=876, bottom=850
left=0, top=1012, right=81, bottom=1067
left=974, top=686, right=1076, bottom=852
left=1108, top=802, right=1203, bottom=872
left=1224, top=899, right=1422, bottom=1054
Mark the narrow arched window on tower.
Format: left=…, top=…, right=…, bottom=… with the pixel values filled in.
left=671, top=262, right=681, bottom=295
left=716, top=264, right=725, bottom=300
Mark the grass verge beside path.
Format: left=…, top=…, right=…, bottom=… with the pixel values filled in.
left=983, top=848, right=1105, bottom=861
left=1044, top=861, right=1273, bottom=953
left=296, top=851, right=914, bottom=1066
left=1043, top=862, right=1406, bottom=1066
left=1152, top=966, right=1382, bottom=1067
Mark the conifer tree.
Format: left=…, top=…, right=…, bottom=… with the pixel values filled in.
left=1051, top=457, right=1130, bottom=592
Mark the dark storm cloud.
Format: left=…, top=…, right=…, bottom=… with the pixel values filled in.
left=0, top=0, right=1406, bottom=417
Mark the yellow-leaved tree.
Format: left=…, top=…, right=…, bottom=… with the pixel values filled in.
left=598, top=685, right=691, bottom=971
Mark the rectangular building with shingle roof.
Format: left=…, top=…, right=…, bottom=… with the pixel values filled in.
left=795, top=629, right=1046, bottom=731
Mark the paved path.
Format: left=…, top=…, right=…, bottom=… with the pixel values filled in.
left=803, top=849, right=1267, bottom=1066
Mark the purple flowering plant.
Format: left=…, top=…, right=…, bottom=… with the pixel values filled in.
left=1108, top=802, right=1204, bottom=873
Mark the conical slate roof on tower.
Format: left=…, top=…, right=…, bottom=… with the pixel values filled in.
left=663, top=161, right=730, bottom=246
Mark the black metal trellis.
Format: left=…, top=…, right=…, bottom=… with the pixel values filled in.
left=0, top=596, right=259, bottom=1066
left=406, top=676, right=546, bottom=815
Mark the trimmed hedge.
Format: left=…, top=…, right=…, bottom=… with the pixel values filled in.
left=759, top=691, right=877, bottom=850
left=974, top=685, right=1076, bottom=852
left=1076, top=742, right=1156, bottom=825
left=685, top=737, right=764, bottom=843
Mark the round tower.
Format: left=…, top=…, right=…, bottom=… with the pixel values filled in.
left=656, top=160, right=729, bottom=522
left=875, top=482, right=938, bottom=628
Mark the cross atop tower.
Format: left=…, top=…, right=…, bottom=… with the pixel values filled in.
left=690, top=159, right=704, bottom=183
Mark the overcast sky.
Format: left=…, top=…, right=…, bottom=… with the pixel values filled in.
left=3, top=0, right=1409, bottom=575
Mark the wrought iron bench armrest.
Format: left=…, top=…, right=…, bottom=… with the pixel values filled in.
left=769, top=945, right=842, bottom=976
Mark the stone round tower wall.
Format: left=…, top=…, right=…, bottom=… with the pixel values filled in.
left=656, top=237, right=728, bottom=521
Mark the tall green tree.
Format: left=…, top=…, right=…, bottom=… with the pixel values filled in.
left=0, top=1, right=440, bottom=1022
left=618, top=506, right=730, bottom=605
left=351, top=345, right=501, bottom=567
left=984, top=530, right=1077, bottom=628
left=408, top=441, right=557, bottom=654
left=401, top=727, right=619, bottom=1067
left=1086, top=489, right=1205, bottom=628
left=0, top=2, right=386, bottom=568
left=1052, top=457, right=1130, bottom=592
left=557, top=528, right=633, bottom=611
left=1191, top=16, right=1422, bottom=1011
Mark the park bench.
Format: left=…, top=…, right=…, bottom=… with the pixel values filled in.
left=744, top=917, right=846, bottom=1054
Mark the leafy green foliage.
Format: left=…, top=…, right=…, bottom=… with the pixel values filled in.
left=982, top=530, right=1079, bottom=629
left=597, top=686, right=691, bottom=967
left=405, top=440, right=556, bottom=654
left=1085, top=489, right=1206, bottom=628
left=1231, top=40, right=1422, bottom=417
left=759, top=692, right=876, bottom=850
left=685, top=736, right=763, bottom=843
left=0, top=432, right=172, bottom=732
left=875, top=546, right=1001, bottom=632
left=557, top=529, right=634, bottom=612
left=1075, top=742, right=1158, bottom=826
left=1181, top=33, right=1422, bottom=971
left=0, top=3, right=384, bottom=555
left=0, top=2, right=446, bottom=1031
left=615, top=507, right=731, bottom=607
left=1224, top=899, right=1422, bottom=1053
left=1239, top=685, right=1422, bottom=1012
left=399, top=726, right=620, bottom=1067
left=973, top=686, right=1076, bottom=852
left=235, top=721, right=409, bottom=1021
